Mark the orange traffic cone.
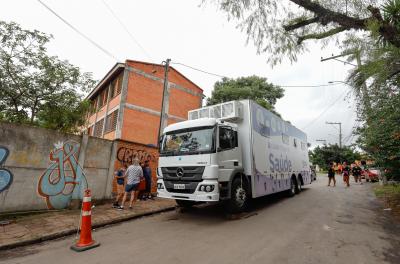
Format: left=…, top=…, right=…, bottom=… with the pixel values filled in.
left=71, top=189, right=100, bottom=252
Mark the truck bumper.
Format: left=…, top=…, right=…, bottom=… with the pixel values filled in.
left=156, top=179, right=220, bottom=202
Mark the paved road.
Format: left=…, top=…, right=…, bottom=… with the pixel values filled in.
left=1, top=174, right=399, bottom=264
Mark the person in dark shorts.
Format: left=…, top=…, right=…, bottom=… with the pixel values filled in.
left=352, top=163, right=362, bottom=184
left=118, top=158, right=143, bottom=210
left=328, top=162, right=336, bottom=187
left=143, top=160, right=153, bottom=200
left=342, top=162, right=351, bottom=187
left=113, top=164, right=127, bottom=208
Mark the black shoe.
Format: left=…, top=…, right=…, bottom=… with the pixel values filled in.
left=112, top=202, right=119, bottom=208
left=117, top=206, right=124, bottom=210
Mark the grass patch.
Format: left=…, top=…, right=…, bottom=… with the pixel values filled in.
left=374, top=183, right=400, bottom=222
left=374, top=184, right=400, bottom=198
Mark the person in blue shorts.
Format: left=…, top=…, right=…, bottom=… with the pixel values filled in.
left=118, top=158, right=143, bottom=210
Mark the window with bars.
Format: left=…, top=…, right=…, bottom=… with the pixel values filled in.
left=116, top=73, right=123, bottom=95
left=109, top=79, right=116, bottom=98
left=105, top=109, right=119, bottom=133
left=93, top=119, right=104, bottom=137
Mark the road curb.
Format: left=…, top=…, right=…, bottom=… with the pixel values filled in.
left=0, top=206, right=176, bottom=251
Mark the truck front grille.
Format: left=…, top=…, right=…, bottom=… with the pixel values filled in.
left=161, top=166, right=205, bottom=182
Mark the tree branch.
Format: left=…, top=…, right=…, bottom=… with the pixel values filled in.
left=297, top=26, right=347, bottom=45
left=289, top=0, right=368, bottom=29
left=284, top=16, right=319, bottom=31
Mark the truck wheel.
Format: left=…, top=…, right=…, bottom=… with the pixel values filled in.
left=287, top=177, right=296, bottom=197
left=226, top=177, right=249, bottom=213
left=175, top=199, right=196, bottom=208
left=295, top=177, right=302, bottom=194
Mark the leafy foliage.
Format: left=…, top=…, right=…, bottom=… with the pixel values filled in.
left=309, top=144, right=362, bottom=171
left=0, top=21, right=95, bottom=133
left=206, top=75, right=284, bottom=114
left=208, top=0, right=397, bottom=65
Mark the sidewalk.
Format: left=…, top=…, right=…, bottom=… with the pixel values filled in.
left=0, top=198, right=176, bottom=250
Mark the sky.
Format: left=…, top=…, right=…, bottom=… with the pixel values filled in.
left=0, top=0, right=359, bottom=148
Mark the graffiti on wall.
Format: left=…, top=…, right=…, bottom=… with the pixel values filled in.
left=0, top=146, right=13, bottom=193
left=38, top=140, right=88, bottom=209
left=117, top=146, right=156, bottom=164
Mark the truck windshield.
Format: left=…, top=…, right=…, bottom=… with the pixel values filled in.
left=160, top=126, right=215, bottom=156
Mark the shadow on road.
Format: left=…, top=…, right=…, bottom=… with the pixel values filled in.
left=165, top=188, right=310, bottom=223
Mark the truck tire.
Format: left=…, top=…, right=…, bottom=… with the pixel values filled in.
left=175, top=199, right=196, bottom=208
left=295, top=176, right=302, bottom=194
left=226, top=177, right=249, bottom=213
left=287, top=177, right=296, bottom=197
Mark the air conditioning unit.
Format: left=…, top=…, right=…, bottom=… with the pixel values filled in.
left=188, top=101, right=242, bottom=122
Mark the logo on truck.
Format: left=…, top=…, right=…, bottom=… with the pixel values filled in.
left=269, top=153, right=292, bottom=173
left=176, top=167, right=184, bottom=178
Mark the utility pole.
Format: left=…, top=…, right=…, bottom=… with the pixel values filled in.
left=158, top=58, right=171, bottom=145
left=326, top=122, right=342, bottom=148
left=316, top=139, right=327, bottom=145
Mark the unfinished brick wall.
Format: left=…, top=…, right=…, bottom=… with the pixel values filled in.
left=112, top=140, right=159, bottom=194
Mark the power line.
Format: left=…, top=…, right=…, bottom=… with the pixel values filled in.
left=37, top=0, right=118, bottom=61
left=101, top=0, right=154, bottom=62
left=171, top=61, right=346, bottom=88
left=302, top=89, right=348, bottom=130
left=279, top=83, right=341, bottom=88
left=171, top=61, right=229, bottom=78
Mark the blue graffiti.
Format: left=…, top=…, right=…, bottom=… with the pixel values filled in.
left=38, top=140, right=88, bottom=209
left=0, top=146, right=13, bottom=193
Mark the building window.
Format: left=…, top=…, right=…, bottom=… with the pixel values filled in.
left=116, top=73, right=123, bottom=95
left=93, top=118, right=104, bottom=137
left=89, top=100, right=97, bottom=114
left=87, top=125, right=94, bottom=136
left=105, top=109, right=119, bottom=133
left=109, top=79, right=116, bottom=98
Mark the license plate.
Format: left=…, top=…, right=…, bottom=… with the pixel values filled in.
left=174, top=184, right=185, bottom=190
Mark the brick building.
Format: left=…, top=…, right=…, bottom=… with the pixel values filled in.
left=85, top=59, right=203, bottom=144
left=84, top=60, right=204, bottom=193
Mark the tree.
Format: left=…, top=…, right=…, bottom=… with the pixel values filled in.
left=309, top=144, right=362, bottom=170
left=207, top=75, right=284, bottom=114
left=0, top=21, right=95, bottom=133
left=209, top=0, right=398, bottom=65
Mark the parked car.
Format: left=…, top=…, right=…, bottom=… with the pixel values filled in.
left=363, top=168, right=380, bottom=182
left=310, top=165, right=317, bottom=181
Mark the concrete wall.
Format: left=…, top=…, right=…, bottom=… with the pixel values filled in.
left=0, top=122, right=117, bottom=213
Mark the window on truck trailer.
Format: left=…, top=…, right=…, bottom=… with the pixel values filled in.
left=282, top=133, right=289, bottom=145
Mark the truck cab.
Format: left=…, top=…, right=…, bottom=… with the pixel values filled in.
left=157, top=118, right=243, bottom=207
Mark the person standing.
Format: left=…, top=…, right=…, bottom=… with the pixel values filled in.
left=352, top=163, right=362, bottom=184
left=113, top=164, right=127, bottom=208
left=118, top=158, right=143, bottom=210
left=342, top=162, right=351, bottom=187
left=143, top=160, right=153, bottom=200
left=327, top=162, right=336, bottom=187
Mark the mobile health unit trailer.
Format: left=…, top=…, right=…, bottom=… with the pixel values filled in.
left=156, top=99, right=311, bottom=212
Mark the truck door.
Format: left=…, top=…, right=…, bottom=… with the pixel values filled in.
left=217, top=126, right=241, bottom=182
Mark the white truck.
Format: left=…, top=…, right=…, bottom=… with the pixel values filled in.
left=156, top=100, right=311, bottom=212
